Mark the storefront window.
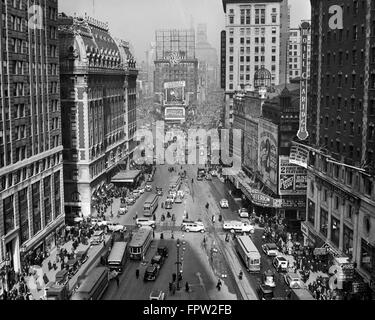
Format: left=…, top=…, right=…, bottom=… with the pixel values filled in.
left=343, top=225, right=353, bottom=260
left=54, top=171, right=61, bottom=217
left=18, top=188, right=29, bottom=244
left=331, top=216, right=340, bottom=248
left=44, top=176, right=51, bottom=225
left=3, top=195, right=14, bottom=235
left=307, top=200, right=315, bottom=226
left=32, top=182, right=41, bottom=235
left=361, top=239, right=374, bottom=274
left=320, top=208, right=328, bottom=237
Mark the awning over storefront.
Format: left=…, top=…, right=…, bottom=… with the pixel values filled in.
left=22, top=214, right=65, bottom=252
left=111, top=170, right=141, bottom=184
left=232, top=170, right=281, bottom=208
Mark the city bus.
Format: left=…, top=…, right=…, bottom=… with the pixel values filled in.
left=107, top=242, right=128, bottom=274
left=235, top=235, right=261, bottom=273
left=71, top=267, right=109, bottom=300
left=128, top=226, right=153, bottom=260
left=169, top=175, right=181, bottom=191
left=143, top=194, right=159, bottom=217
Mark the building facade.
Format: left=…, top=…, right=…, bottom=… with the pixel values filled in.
left=196, top=24, right=220, bottom=103
left=287, top=23, right=311, bottom=83
left=221, top=0, right=290, bottom=128
left=154, top=29, right=199, bottom=121
left=0, top=0, right=64, bottom=275
left=304, top=0, right=375, bottom=288
left=58, top=14, right=137, bottom=220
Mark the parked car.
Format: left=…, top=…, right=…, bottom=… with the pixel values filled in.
left=126, top=197, right=136, bottom=205
left=145, top=184, right=152, bottom=192
left=220, top=199, right=229, bottom=208
left=175, top=196, right=183, bottom=204
left=262, top=243, right=279, bottom=257
left=132, top=190, right=140, bottom=198
left=156, top=187, right=163, bottom=196
left=257, top=284, right=274, bottom=300
left=144, top=264, right=159, bottom=281
left=136, top=218, right=156, bottom=228
left=284, top=272, right=304, bottom=289
left=223, top=220, right=254, bottom=233
left=138, top=187, right=145, bottom=194
left=157, top=246, right=169, bottom=258
left=238, top=208, right=249, bottom=218
left=273, top=256, right=289, bottom=272
left=91, top=218, right=108, bottom=228
left=90, top=230, right=105, bottom=245
left=107, top=222, right=126, bottom=233
left=263, top=270, right=276, bottom=288
left=182, top=222, right=205, bottom=233
left=151, top=254, right=165, bottom=269
left=149, top=290, right=165, bottom=300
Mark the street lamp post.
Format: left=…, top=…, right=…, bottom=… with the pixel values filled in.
left=176, top=239, right=182, bottom=291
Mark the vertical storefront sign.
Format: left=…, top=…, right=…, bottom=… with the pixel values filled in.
left=297, top=22, right=310, bottom=141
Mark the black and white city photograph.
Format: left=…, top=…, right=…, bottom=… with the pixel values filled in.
left=0, top=0, right=374, bottom=308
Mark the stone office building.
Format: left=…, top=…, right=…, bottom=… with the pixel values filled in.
left=58, top=14, right=137, bottom=220
left=304, top=0, right=375, bottom=288
left=0, top=0, right=64, bottom=275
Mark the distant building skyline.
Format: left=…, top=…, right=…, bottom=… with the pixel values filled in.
left=59, top=0, right=311, bottom=62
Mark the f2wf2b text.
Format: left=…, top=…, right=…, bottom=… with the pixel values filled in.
left=187, top=305, right=231, bottom=315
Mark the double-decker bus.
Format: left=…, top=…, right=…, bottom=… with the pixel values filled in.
left=143, top=194, right=159, bottom=217
left=128, top=227, right=153, bottom=260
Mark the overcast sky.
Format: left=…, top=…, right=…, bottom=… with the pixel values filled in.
left=59, top=0, right=311, bottom=62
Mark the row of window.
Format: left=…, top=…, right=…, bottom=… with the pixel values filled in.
left=228, top=8, right=277, bottom=25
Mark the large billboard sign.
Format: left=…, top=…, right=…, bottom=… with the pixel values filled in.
left=297, top=22, right=310, bottom=141
left=164, top=81, right=186, bottom=104
left=243, top=120, right=258, bottom=173
left=165, top=107, right=185, bottom=121
left=258, top=119, right=278, bottom=194
left=279, top=156, right=307, bottom=196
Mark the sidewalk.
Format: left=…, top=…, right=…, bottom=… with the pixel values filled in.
left=26, top=235, right=111, bottom=300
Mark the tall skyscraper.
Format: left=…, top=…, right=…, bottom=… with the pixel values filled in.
left=221, top=0, right=289, bottom=127
left=196, top=24, right=220, bottom=102
left=0, top=0, right=64, bottom=275
left=304, top=0, right=375, bottom=287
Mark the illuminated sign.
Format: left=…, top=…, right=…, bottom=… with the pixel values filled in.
left=165, top=107, right=185, bottom=120
left=297, top=22, right=310, bottom=141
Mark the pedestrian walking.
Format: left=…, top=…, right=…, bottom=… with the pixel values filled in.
left=216, top=279, right=222, bottom=291
left=153, top=230, right=155, bottom=239
left=136, top=269, right=140, bottom=279
left=115, top=274, right=120, bottom=287
left=185, top=282, right=190, bottom=292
